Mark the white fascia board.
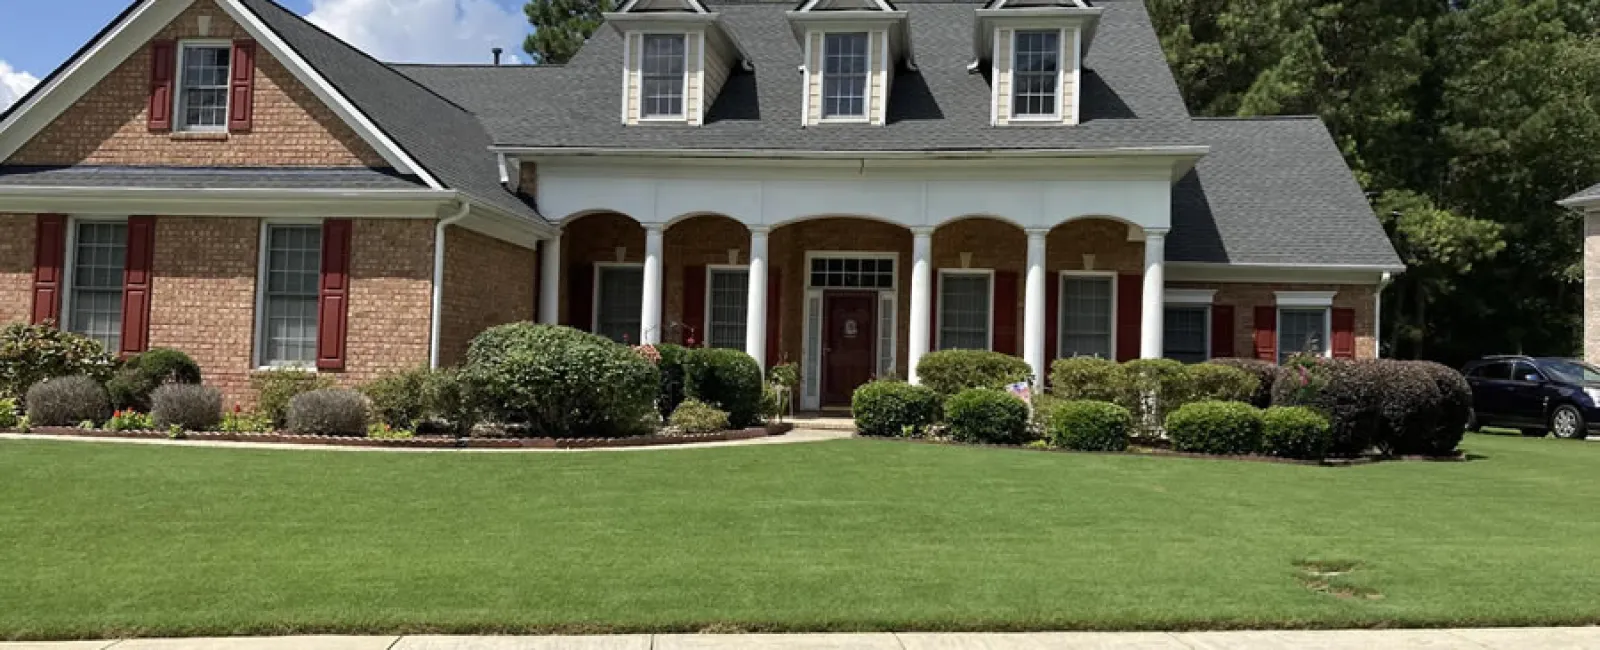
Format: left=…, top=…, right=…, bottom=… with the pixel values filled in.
left=457, top=203, right=555, bottom=250
left=1557, top=194, right=1600, bottom=209
left=493, top=144, right=1210, bottom=160
left=1166, top=261, right=1404, bottom=285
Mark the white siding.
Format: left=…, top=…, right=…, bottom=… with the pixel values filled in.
left=992, top=28, right=1013, bottom=126
left=624, top=32, right=643, bottom=125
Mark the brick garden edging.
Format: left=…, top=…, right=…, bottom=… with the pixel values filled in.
left=870, top=436, right=1466, bottom=466
left=8, top=422, right=795, bottom=450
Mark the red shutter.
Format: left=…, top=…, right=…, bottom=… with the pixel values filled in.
left=1254, top=306, right=1278, bottom=362
left=315, top=220, right=353, bottom=370
left=566, top=263, right=593, bottom=330
left=228, top=40, right=255, bottom=133
left=765, top=267, right=782, bottom=367
left=992, top=271, right=1018, bottom=355
left=1044, top=274, right=1059, bottom=363
left=31, top=214, right=67, bottom=325
left=147, top=41, right=175, bottom=132
left=929, top=272, right=939, bottom=350
left=682, top=265, right=706, bottom=346
left=1331, top=308, right=1357, bottom=359
left=1210, top=304, right=1235, bottom=359
left=1115, top=273, right=1142, bottom=362
left=118, top=216, right=156, bottom=356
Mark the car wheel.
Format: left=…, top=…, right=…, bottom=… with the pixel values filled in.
left=1467, top=409, right=1481, bottom=432
left=1549, top=405, right=1588, bottom=440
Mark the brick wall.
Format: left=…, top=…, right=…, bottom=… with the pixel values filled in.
left=148, top=217, right=260, bottom=403
left=1168, top=281, right=1379, bottom=360
left=347, top=219, right=434, bottom=379
left=663, top=215, right=749, bottom=345
left=932, top=217, right=1027, bottom=350
left=5, top=0, right=385, bottom=168
left=1048, top=218, right=1144, bottom=272
left=0, top=215, right=36, bottom=326
left=439, top=225, right=537, bottom=366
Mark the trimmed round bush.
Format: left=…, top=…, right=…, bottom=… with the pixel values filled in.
left=150, top=384, right=223, bottom=432
left=1208, top=358, right=1277, bottom=407
left=463, top=324, right=659, bottom=438
left=1165, top=400, right=1265, bottom=455
left=1407, top=361, right=1471, bottom=456
left=0, top=323, right=117, bottom=402
left=655, top=343, right=689, bottom=419
left=1372, top=359, right=1442, bottom=456
left=1049, top=357, right=1128, bottom=403
left=852, top=380, right=941, bottom=437
left=684, top=347, right=765, bottom=428
left=669, top=398, right=731, bottom=434
left=1261, top=406, right=1332, bottom=459
left=107, top=348, right=202, bottom=412
left=286, top=388, right=370, bottom=436
left=945, top=388, right=1031, bottom=445
left=253, top=370, right=335, bottom=428
left=1048, top=400, right=1132, bottom=452
left=1270, top=358, right=1381, bottom=457
left=1189, top=363, right=1259, bottom=404
left=25, top=375, right=110, bottom=427
left=361, top=366, right=430, bottom=430
left=917, top=350, right=1033, bottom=397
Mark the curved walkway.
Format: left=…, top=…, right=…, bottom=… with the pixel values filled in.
left=0, top=428, right=852, bottom=454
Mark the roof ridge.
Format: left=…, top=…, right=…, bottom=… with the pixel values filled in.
left=1192, top=115, right=1321, bottom=122
left=390, top=62, right=567, bottom=70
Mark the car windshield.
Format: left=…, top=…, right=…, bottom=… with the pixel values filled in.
left=1540, top=359, right=1600, bottom=383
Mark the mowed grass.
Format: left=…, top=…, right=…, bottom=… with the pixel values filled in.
left=3, top=434, right=1600, bottom=639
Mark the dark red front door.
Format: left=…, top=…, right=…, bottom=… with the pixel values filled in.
left=823, top=292, right=877, bottom=406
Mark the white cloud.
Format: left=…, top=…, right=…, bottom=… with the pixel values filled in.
left=306, top=0, right=527, bottom=64
left=0, top=61, right=40, bottom=111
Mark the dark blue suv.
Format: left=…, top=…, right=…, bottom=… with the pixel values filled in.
left=1463, top=356, right=1600, bottom=439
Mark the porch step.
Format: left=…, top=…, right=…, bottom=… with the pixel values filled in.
left=788, top=414, right=859, bottom=433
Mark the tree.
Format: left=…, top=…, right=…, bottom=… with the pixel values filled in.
left=523, top=0, right=613, bottom=65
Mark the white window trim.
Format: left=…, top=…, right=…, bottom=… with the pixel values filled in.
left=1164, top=289, right=1216, bottom=306
left=1056, top=270, right=1116, bottom=359
left=1008, top=27, right=1065, bottom=122
left=1161, top=301, right=1212, bottom=362
left=174, top=39, right=233, bottom=133
left=592, top=262, right=646, bottom=344
left=817, top=31, right=873, bottom=123
left=704, top=263, right=750, bottom=349
left=935, top=268, right=994, bottom=351
left=1275, top=306, right=1333, bottom=360
left=253, top=218, right=324, bottom=371
left=60, top=215, right=129, bottom=346
left=1275, top=290, right=1337, bottom=308
left=637, top=32, right=691, bottom=122
left=800, top=251, right=898, bottom=410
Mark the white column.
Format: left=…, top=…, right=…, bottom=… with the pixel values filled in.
left=1141, top=229, right=1167, bottom=359
left=907, top=228, right=934, bottom=385
left=641, top=224, right=664, bottom=345
left=539, top=234, right=561, bottom=325
left=745, top=227, right=770, bottom=368
left=1023, top=229, right=1048, bottom=388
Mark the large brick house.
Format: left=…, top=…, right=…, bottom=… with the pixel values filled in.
left=0, top=0, right=1403, bottom=409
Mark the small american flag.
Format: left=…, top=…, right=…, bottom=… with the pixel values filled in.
left=1006, top=381, right=1032, bottom=403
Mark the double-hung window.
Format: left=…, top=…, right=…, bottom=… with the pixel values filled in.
left=177, top=43, right=231, bottom=131
left=67, top=221, right=128, bottom=352
left=1060, top=275, right=1113, bottom=358
left=260, top=225, right=321, bottom=368
left=1277, top=308, right=1330, bottom=364
left=1012, top=29, right=1061, bottom=118
left=822, top=32, right=869, bottom=119
left=595, top=265, right=645, bottom=344
left=938, top=272, right=991, bottom=351
left=707, top=268, right=750, bottom=350
left=640, top=34, right=686, bottom=119
left=1163, top=306, right=1209, bottom=364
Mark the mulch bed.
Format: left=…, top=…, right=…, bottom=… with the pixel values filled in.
left=875, top=435, right=1466, bottom=466
left=5, top=422, right=795, bottom=450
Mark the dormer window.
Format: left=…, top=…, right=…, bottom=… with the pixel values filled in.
left=641, top=34, right=687, bottom=119
left=1011, top=30, right=1060, bottom=118
left=822, top=32, right=870, bottom=119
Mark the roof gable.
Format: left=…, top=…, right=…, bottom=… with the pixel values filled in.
left=618, top=0, right=711, bottom=13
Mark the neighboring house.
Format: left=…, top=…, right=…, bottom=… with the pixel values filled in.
left=1560, top=183, right=1600, bottom=363
left=0, top=0, right=1403, bottom=409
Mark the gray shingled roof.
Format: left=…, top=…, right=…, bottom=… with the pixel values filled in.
left=0, top=165, right=425, bottom=190
left=1563, top=182, right=1600, bottom=206
left=1169, top=118, right=1402, bottom=268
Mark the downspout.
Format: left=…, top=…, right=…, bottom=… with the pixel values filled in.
left=430, top=199, right=472, bottom=369
left=1375, top=272, right=1393, bottom=359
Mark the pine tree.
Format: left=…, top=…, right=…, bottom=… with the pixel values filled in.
left=523, top=0, right=614, bottom=65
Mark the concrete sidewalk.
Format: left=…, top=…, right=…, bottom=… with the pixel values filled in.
left=6, top=629, right=1600, bottom=649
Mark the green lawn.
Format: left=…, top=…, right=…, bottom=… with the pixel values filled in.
left=3, top=434, right=1600, bottom=640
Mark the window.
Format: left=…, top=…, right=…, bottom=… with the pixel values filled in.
left=707, top=268, right=749, bottom=350
left=1511, top=361, right=1545, bottom=383
left=1060, top=275, right=1112, bottom=358
left=809, top=257, right=894, bottom=289
left=1012, top=30, right=1061, bottom=118
left=938, top=272, right=991, bottom=351
left=1277, top=308, right=1329, bottom=364
left=1542, top=359, right=1600, bottom=383
left=822, top=32, right=869, bottom=118
left=260, top=225, right=322, bottom=368
left=177, top=43, right=230, bottom=131
left=1471, top=362, right=1511, bottom=380
left=67, top=222, right=127, bottom=352
left=640, top=34, right=686, bottom=118
left=1163, top=306, right=1208, bottom=364
left=596, top=265, right=644, bottom=344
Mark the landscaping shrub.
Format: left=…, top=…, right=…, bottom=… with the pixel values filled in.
left=421, top=367, right=476, bottom=435
left=1048, top=400, right=1132, bottom=452
left=669, top=398, right=731, bottom=434
left=463, top=324, right=659, bottom=438
left=1049, top=357, right=1128, bottom=403
left=0, top=323, right=117, bottom=402
left=655, top=343, right=689, bottom=419
left=1123, top=358, right=1196, bottom=434
left=286, top=388, right=370, bottom=437
left=150, top=384, right=223, bottom=432
left=1407, top=361, right=1472, bottom=456
left=1208, top=358, right=1278, bottom=407
left=1165, top=400, right=1264, bottom=455
left=851, top=380, right=941, bottom=437
left=106, top=348, right=202, bottom=411
left=105, top=409, right=155, bottom=432
left=1189, top=363, right=1259, bottom=404
left=0, top=397, right=17, bottom=429
left=917, top=350, right=1033, bottom=397
left=1261, top=406, right=1332, bottom=459
left=1372, top=359, right=1443, bottom=456
left=24, top=375, right=110, bottom=427
left=361, top=366, right=430, bottom=430
left=253, top=370, right=335, bottom=428
left=1270, top=358, right=1381, bottom=457
left=684, top=347, right=764, bottom=428
left=219, top=407, right=273, bottom=434
left=945, top=388, right=1031, bottom=445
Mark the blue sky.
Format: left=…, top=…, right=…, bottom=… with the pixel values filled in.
left=1, top=0, right=532, bottom=109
